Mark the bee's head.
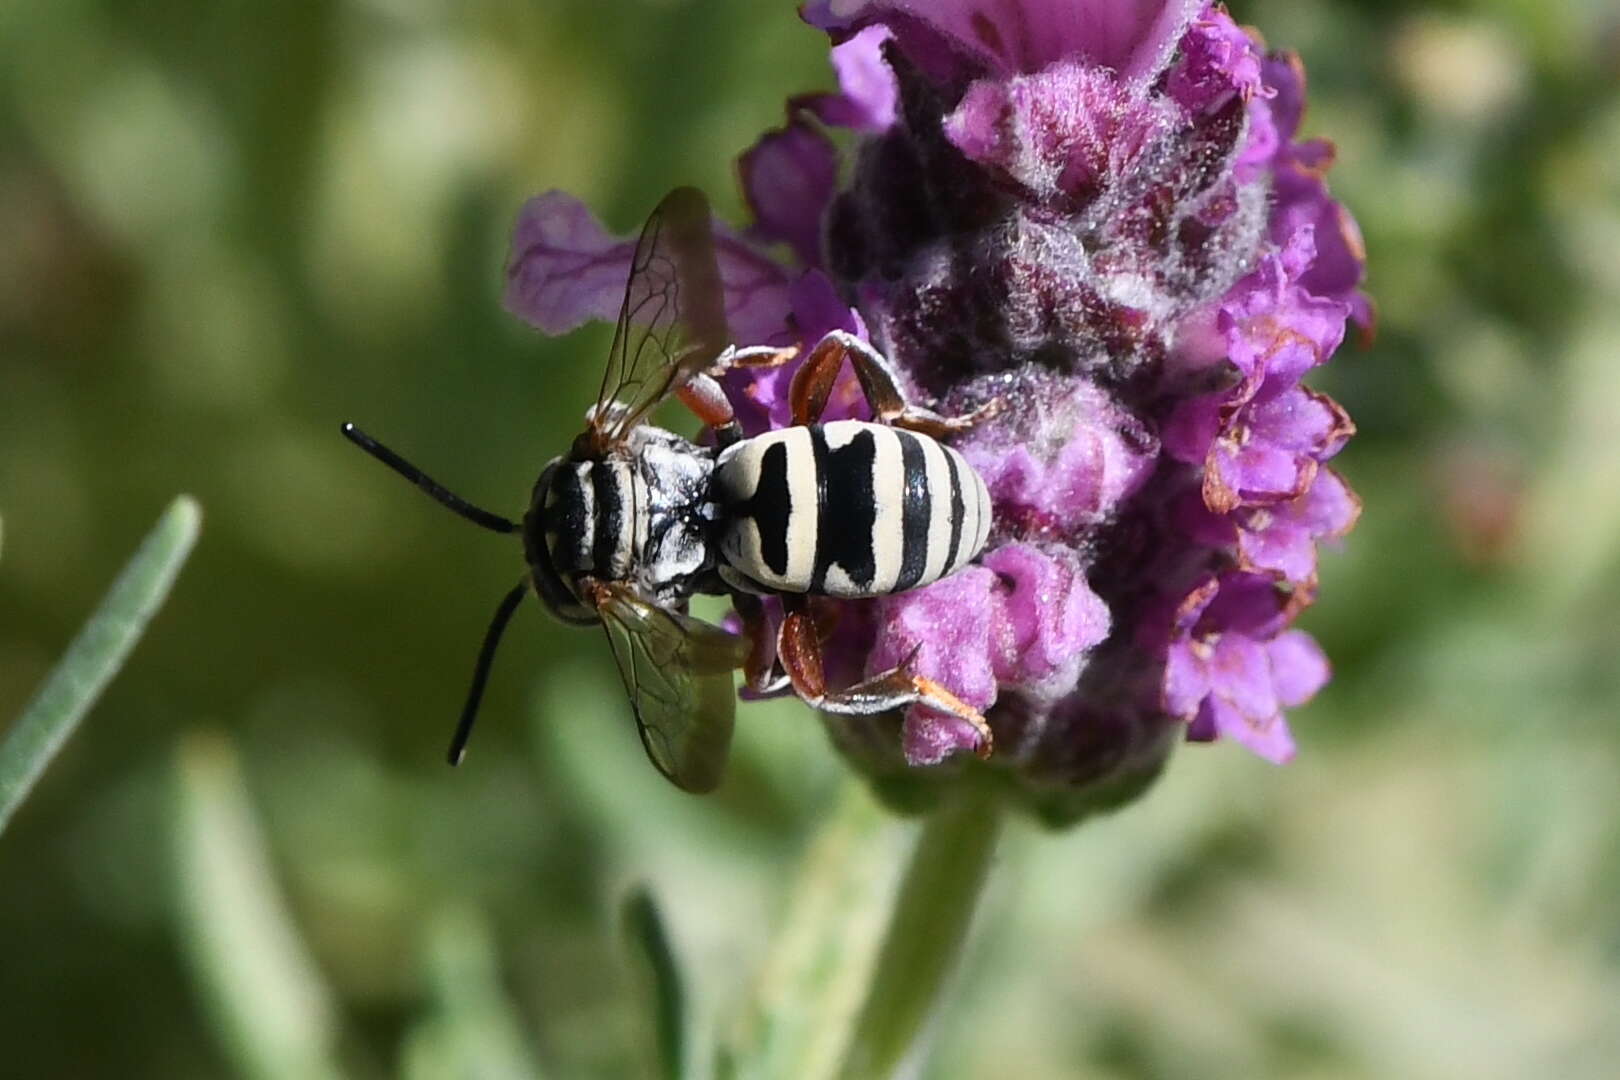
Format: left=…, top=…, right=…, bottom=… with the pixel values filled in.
left=523, top=456, right=601, bottom=626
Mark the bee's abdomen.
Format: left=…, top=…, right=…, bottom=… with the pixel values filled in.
left=713, top=420, right=991, bottom=597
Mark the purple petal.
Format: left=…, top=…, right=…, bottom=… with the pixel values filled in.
left=740, top=120, right=839, bottom=266
left=1268, top=629, right=1330, bottom=707
left=1256, top=52, right=1370, bottom=327
left=1230, top=467, right=1359, bottom=582
left=902, top=711, right=988, bottom=766
left=1296, top=467, right=1361, bottom=537
left=1170, top=574, right=1221, bottom=636
left=799, top=0, right=852, bottom=32
left=1166, top=300, right=1230, bottom=377
left=1166, top=6, right=1266, bottom=115
left=1206, top=438, right=1314, bottom=510
left=1204, top=694, right=1296, bottom=763
left=811, top=0, right=1203, bottom=80
left=1225, top=312, right=1337, bottom=392
left=982, top=543, right=1110, bottom=700
left=1164, top=578, right=1300, bottom=763
left=1235, top=507, right=1317, bottom=581
left=1248, top=384, right=1354, bottom=459
left=865, top=547, right=1101, bottom=689
left=504, top=190, right=795, bottom=347
left=790, top=269, right=867, bottom=344
left=960, top=380, right=1158, bottom=533
left=1201, top=572, right=1291, bottom=638
left=1261, top=51, right=1307, bottom=144
left=504, top=190, right=636, bottom=334
left=939, top=77, right=1011, bottom=167
left=1272, top=160, right=1366, bottom=300
left=1163, top=638, right=1212, bottom=717
left=1186, top=698, right=1219, bottom=742
left=715, top=239, right=798, bottom=346
left=1234, top=96, right=1281, bottom=183
left=1297, top=193, right=1370, bottom=328
left=1218, top=231, right=1351, bottom=386
left=867, top=566, right=1000, bottom=763
left=787, top=26, right=899, bottom=134
left=805, top=5, right=982, bottom=88
left=828, top=25, right=899, bottom=131
left=868, top=566, right=1000, bottom=710
left=1208, top=634, right=1279, bottom=722
left=1038, top=428, right=1150, bottom=518
left=727, top=273, right=871, bottom=435
left=943, top=62, right=1181, bottom=205
left=863, top=544, right=1113, bottom=762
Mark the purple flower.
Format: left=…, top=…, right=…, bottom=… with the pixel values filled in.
left=1162, top=572, right=1330, bottom=763
left=504, top=0, right=1364, bottom=820
left=862, top=542, right=1111, bottom=766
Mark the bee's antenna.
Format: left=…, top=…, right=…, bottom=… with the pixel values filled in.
left=341, top=422, right=519, bottom=535
left=448, top=580, right=529, bottom=765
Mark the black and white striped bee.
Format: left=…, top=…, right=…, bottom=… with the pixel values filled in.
left=343, top=188, right=998, bottom=792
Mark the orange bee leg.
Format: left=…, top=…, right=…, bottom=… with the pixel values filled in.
left=788, top=330, right=1004, bottom=435
left=680, top=347, right=800, bottom=446
left=788, top=334, right=848, bottom=426
left=730, top=592, right=782, bottom=694
left=709, top=344, right=800, bottom=372
left=676, top=373, right=744, bottom=447
left=777, top=598, right=993, bottom=759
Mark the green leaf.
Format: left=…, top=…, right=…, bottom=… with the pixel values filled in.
left=0, top=495, right=200, bottom=836
left=723, top=784, right=911, bottom=1080
left=622, top=887, right=687, bottom=1080
left=173, top=732, right=347, bottom=1080
left=402, top=908, right=547, bottom=1080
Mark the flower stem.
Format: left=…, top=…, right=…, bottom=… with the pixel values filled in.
left=838, top=778, right=1004, bottom=1080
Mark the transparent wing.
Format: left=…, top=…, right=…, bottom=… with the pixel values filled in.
left=594, top=583, right=748, bottom=793
left=590, top=187, right=729, bottom=446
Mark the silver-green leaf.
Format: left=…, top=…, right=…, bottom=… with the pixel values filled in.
left=0, top=495, right=201, bottom=836
left=174, top=732, right=347, bottom=1080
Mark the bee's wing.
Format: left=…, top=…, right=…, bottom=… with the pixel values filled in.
left=593, top=583, right=748, bottom=793
left=589, top=187, right=729, bottom=446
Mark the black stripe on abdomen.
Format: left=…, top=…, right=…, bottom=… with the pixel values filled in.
left=893, top=431, right=931, bottom=591
left=943, top=447, right=965, bottom=572
left=812, top=424, right=877, bottom=592
left=750, top=440, right=793, bottom=579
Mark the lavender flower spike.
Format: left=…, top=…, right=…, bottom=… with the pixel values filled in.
left=505, top=0, right=1364, bottom=821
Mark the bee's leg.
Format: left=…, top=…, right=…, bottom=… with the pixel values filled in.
left=787, top=333, right=850, bottom=426
left=730, top=592, right=782, bottom=694
left=680, top=347, right=798, bottom=447
left=707, top=344, right=799, bottom=373
left=777, top=598, right=994, bottom=758
left=788, top=330, right=1002, bottom=435
left=677, top=373, right=746, bottom=447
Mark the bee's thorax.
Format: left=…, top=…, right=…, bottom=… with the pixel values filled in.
left=524, top=427, right=719, bottom=621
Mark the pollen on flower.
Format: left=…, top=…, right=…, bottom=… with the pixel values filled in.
left=504, top=0, right=1365, bottom=821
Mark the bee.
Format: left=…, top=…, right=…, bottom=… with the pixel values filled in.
left=343, top=187, right=998, bottom=792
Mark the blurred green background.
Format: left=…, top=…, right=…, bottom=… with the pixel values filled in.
left=3, top=0, right=1619, bottom=1076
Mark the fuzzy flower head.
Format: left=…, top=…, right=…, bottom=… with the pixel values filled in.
left=505, top=0, right=1365, bottom=822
